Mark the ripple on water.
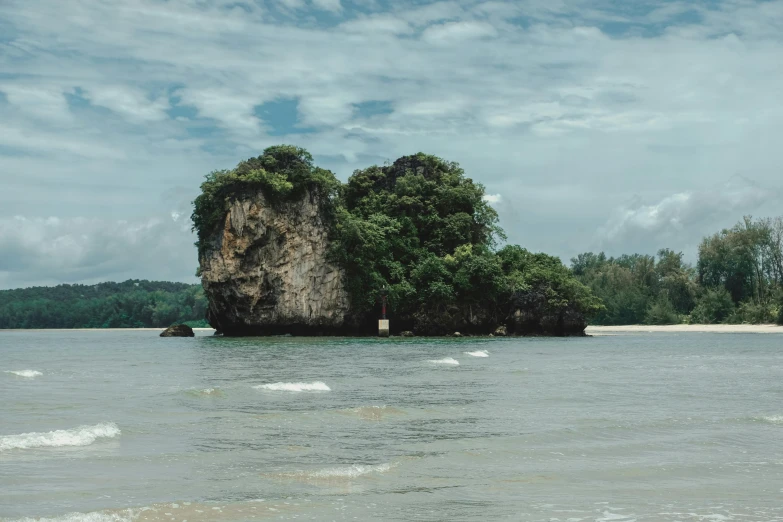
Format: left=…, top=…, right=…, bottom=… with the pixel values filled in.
left=7, top=500, right=296, bottom=522
left=183, top=387, right=224, bottom=398
left=341, top=405, right=407, bottom=421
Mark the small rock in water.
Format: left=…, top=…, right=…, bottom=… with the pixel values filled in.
left=452, top=331, right=463, bottom=338
left=400, top=331, right=415, bottom=337
left=160, top=324, right=195, bottom=337
left=493, top=325, right=508, bottom=337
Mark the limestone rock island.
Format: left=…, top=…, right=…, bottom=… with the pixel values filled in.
left=193, top=146, right=602, bottom=336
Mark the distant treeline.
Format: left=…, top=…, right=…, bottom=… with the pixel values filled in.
left=572, top=216, right=783, bottom=325
left=0, top=280, right=208, bottom=329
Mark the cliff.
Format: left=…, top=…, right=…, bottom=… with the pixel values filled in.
left=199, top=188, right=351, bottom=335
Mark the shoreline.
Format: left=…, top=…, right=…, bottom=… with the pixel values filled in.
left=586, top=324, right=783, bottom=334
left=1, top=325, right=782, bottom=334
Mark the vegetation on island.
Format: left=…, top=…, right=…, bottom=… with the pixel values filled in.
left=572, top=216, right=783, bottom=325
left=0, top=281, right=208, bottom=329
left=192, top=145, right=603, bottom=335
left=330, top=153, right=602, bottom=333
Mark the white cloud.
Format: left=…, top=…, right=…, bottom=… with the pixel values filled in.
left=0, top=84, right=72, bottom=123
left=339, top=15, right=412, bottom=34
left=483, top=193, right=502, bottom=205
left=1, top=0, right=783, bottom=284
left=0, top=214, right=198, bottom=289
left=84, top=86, right=170, bottom=123
left=421, top=21, right=498, bottom=43
left=596, top=177, right=777, bottom=257
left=312, top=0, right=342, bottom=12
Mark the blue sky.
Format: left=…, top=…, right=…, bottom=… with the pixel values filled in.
left=1, top=0, right=782, bottom=288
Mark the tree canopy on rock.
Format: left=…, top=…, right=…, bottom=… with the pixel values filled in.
left=191, top=145, right=604, bottom=335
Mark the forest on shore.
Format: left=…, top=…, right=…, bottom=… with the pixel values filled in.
left=572, top=215, right=783, bottom=325
left=0, top=280, right=208, bottom=329
left=2, top=216, right=782, bottom=329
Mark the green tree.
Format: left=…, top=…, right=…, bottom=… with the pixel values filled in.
left=689, top=288, right=735, bottom=324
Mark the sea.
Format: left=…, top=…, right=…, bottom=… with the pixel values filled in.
left=1, top=330, right=782, bottom=521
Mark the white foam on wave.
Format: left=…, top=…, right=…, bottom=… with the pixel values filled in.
left=9, top=511, right=135, bottom=522
left=253, top=381, right=330, bottom=392
left=464, top=350, right=489, bottom=357
left=5, top=370, right=42, bottom=378
left=311, top=463, right=394, bottom=478
left=760, top=415, right=783, bottom=424
left=0, top=422, right=120, bottom=452
left=428, top=357, right=460, bottom=365
left=273, top=462, right=396, bottom=484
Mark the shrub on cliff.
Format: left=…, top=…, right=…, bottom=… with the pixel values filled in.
left=191, top=145, right=340, bottom=254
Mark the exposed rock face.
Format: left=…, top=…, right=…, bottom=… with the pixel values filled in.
left=200, top=188, right=350, bottom=336
left=508, top=304, right=587, bottom=336
left=493, top=325, right=508, bottom=337
left=160, top=324, right=195, bottom=337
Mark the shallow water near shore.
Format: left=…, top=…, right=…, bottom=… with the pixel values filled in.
left=1, top=330, right=783, bottom=521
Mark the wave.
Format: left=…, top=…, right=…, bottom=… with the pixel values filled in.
left=464, top=350, right=489, bottom=357
left=428, top=357, right=460, bottom=365
left=9, top=511, right=135, bottom=522
left=9, top=499, right=302, bottom=522
left=310, top=463, right=393, bottom=478
left=0, top=422, right=120, bottom=452
left=5, top=370, right=42, bottom=378
left=253, top=381, right=330, bottom=392
left=759, top=415, right=783, bottom=424
left=270, top=463, right=395, bottom=484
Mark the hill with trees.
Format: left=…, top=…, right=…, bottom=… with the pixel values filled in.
left=0, top=280, right=208, bottom=329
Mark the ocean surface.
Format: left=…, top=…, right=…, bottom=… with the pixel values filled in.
left=1, top=330, right=782, bottom=522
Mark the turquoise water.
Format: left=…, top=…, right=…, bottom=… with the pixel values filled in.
left=1, top=331, right=782, bottom=521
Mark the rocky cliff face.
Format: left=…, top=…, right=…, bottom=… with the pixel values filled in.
left=199, top=188, right=350, bottom=336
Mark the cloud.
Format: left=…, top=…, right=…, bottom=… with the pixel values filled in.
left=595, top=177, right=778, bottom=258
left=421, top=21, right=498, bottom=43
left=0, top=84, right=72, bottom=123
left=83, top=86, right=170, bottom=123
left=312, top=0, right=342, bottom=12
left=1, top=0, right=783, bottom=285
left=0, top=213, right=198, bottom=289
left=483, top=193, right=502, bottom=205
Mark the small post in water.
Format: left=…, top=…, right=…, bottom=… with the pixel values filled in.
left=378, top=288, right=390, bottom=337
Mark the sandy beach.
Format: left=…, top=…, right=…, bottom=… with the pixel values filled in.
left=587, top=324, right=783, bottom=334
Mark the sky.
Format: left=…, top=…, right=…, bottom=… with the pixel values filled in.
left=1, top=0, right=782, bottom=289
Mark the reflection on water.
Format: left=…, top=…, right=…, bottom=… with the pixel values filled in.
left=1, top=331, right=783, bottom=521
